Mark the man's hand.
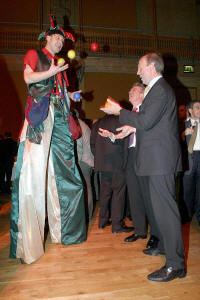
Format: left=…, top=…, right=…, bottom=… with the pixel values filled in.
left=115, top=125, right=136, bottom=139
left=99, top=126, right=136, bottom=140
left=49, top=59, right=69, bottom=76
left=24, top=59, right=69, bottom=84
left=185, top=127, right=194, bottom=136
left=100, top=98, right=122, bottom=115
left=98, top=128, right=113, bottom=138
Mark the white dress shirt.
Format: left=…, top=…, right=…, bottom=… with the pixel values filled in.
left=189, top=118, right=200, bottom=151
left=145, top=75, right=162, bottom=97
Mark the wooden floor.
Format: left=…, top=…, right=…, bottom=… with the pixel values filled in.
left=0, top=194, right=200, bottom=300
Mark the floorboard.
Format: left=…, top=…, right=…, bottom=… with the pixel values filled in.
left=0, top=194, right=200, bottom=300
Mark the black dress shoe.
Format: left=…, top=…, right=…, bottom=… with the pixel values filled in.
left=147, top=265, right=186, bottom=282
left=99, top=220, right=112, bottom=229
left=146, top=235, right=159, bottom=249
left=112, top=225, right=134, bottom=234
left=143, top=248, right=165, bottom=256
left=124, top=233, right=147, bottom=242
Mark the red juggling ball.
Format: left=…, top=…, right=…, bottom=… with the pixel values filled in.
left=91, top=42, right=98, bottom=52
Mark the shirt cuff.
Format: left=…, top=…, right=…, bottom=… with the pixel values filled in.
left=109, top=133, right=116, bottom=143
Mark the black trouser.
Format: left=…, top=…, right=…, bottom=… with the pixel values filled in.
left=141, top=174, right=185, bottom=269
left=126, top=148, right=147, bottom=235
left=183, top=151, right=200, bottom=223
left=99, top=170, right=126, bottom=231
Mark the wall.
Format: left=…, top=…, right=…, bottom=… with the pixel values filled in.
left=0, top=54, right=25, bottom=140
left=156, top=0, right=200, bottom=38
left=83, top=72, right=138, bottom=120
left=82, top=0, right=137, bottom=29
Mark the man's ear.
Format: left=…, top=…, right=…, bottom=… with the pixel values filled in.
left=46, top=35, right=50, bottom=43
left=188, top=108, right=192, bottom=117
left=151, top=62, right=156, bottom=72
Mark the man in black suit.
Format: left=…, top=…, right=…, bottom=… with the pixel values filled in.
left=182, top=100, right=200, bottom=225
left=99, top=83, right=159, bottom=246
left=90, top=114, right=133, bottom=234
left=101, top=53, right=185, bottom=282
left=123, top=83, right=147, bottom=242
left=123, top=83, right=159, bottom=247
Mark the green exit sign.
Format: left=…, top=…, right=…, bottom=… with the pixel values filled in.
left=183, top=65, right=194, bottom=73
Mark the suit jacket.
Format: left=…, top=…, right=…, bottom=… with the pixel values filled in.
left=119, top=77, right=182, bottom=176
left=90, top=115, right=126, bottom=172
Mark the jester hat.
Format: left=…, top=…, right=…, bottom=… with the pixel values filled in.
left=38, top=15, right=75, bottom=42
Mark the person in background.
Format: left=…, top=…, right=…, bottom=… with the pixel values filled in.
left=0, top=132, right=17, bottom=194
left=99, top=83, right=160, bottom=248
left=182, top=100, right=200, bottom=225
left=121, top=83, right=148, bottom=243
left=91, top=114, right=134, bottom=234
left=178, top=104, right=187, bottom=143
left=76, top=116, right=94, bottom=221
left=176, top=104, right=188, bottom=223
left=91, top=118, right=100, bottom=203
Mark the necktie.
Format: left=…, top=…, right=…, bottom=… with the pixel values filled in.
left=128, top=132, right=135, bottom=147
left=128, top=107, right=137, bottom=146
left=144, top=86, right=149, bottom=97
left=188, top=121, right=198, bottom=154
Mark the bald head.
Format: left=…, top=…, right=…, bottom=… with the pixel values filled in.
left=137, top=53, right=164, bottom=85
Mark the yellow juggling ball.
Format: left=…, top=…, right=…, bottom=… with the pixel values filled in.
left=67, top=49, right=76, bottom=59
left=57, top=58, right=65, bottom=66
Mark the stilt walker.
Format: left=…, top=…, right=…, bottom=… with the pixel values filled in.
left=10, top=15, right=86, bottom=264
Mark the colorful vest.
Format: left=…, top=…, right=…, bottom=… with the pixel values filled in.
left=25, top=50, right=55, bottom=129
